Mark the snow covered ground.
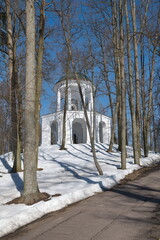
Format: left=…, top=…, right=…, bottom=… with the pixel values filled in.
left=0, top=143, right=159, bottom=238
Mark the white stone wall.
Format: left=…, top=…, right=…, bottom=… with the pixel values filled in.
left=41, top=110, right=111, bottom=146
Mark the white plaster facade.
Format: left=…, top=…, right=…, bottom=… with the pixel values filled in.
left=41, top=74, right=111, bottom=146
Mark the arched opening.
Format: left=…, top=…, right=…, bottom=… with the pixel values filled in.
left=71, top=99, right=78, bottom=110
left=61, top=98, right=65, bottom=111
left=51, top=121, right=58, bottom=144
left=85, top=97, right=89, bottom=110
left=99, top=121, right=106, bottom=143
left=71, top=104, right=77, bottom=111
left=72, top=119, right=87, bottom=143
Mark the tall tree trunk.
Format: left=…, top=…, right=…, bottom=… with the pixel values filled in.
left=6, top=0, right=13, bottom=79
left=140, top=36, right=147, bottom=156
left=58, top=6, right=103, bottom=175
left=101, top=44, right=117, bottom=148
left=108, top=101, right=119, bottom=152
left=115, top=1, right=121, bottom=152
left=6, top=0, right=22, bottom=172
left=60, top=58, right=69, bottom=150
left=101, top=44, right=114, bottom=120
left=152, top=100, right=157, bottom=153
left=145, top=46, right=156, bottom=156
left=111, top=0, right=121, bottom=152
left=119, top=0, right=126, bottom=169
left=131, top=0, right=141, bottom=158
left=22, top=0, right=43, bottom=205
left=75, top=71, right=103, bottom=175
left=35, top=0, right=45, bottom=165
left=91, top=64, right=97, bottom=144
left=125, top=1, right=139, bottom=164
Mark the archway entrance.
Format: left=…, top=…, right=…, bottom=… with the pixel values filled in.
left=51, top=121, right=58, bottom=144
left=99, top=121, right=106, bottom=143
left=72, top=119, right=87, bottom=144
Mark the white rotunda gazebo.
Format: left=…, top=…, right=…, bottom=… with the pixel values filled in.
left=41, top=73, right=111, bottom=146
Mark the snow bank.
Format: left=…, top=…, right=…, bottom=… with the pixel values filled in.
left=0, top=144, right=159, bottom=237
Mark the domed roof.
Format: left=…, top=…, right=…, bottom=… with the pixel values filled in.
left=56, top=72, right=91, bottom=84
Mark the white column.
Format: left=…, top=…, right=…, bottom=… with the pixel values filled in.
left=57, top=88, right=61, bottom=111
left=96, top=117, right=100, bottom=143
left=41, top=118, right=51, bottom=146
left=108, top=118, right=111, bottom=143
left=58, top=116, right=62, bottom=144
left=86, top=127, right=90, bottom=143
left=90, top=88, right=93, bottom=111
left=68, top=87, right=71, bottom=110
left=82, top=85, right=85, bottom=110
left=88, top=98, right=91, bottom=111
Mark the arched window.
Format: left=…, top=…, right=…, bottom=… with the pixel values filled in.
left=61, top=98, right=65, bottom=110
left=51, top=121, right=58, bottom=144
left=71, top=99, right=78, bottom=110
left=99, top=121, right=106, bottom=143
left=85, top=97, right=89, bottom=110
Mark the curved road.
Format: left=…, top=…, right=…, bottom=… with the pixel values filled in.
left=1, top=165, right=160, bottom=240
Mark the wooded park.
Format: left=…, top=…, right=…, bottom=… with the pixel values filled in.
left=0, top=0, right=159, bottom=204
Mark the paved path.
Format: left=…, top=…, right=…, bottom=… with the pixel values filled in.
left=1, top=166, right=160, bottom=240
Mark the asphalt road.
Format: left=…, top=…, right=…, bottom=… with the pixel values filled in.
left=1, top=165, right=160, bottom=240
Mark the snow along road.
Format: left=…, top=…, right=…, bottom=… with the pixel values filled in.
left=0, top=144, right=160, bottom=237
left=1, top=162, right=160, bottom=240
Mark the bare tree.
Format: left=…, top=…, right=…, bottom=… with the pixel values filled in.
left=108, top=0, right=121, bottom=152
left=21, top=0, right=46, bottom=204
left=0, top=81, right=10, bottom=154
left=142, top=42, right=156, bottom=157
left=60, top=55, right=70, bottom=150
left=6, top=0, right=22, bottom=172
left=130, top=0, right=142, bottom=158
left=35, top=0, right=46, bottom=163
left=54, top=0, right=103, bottom=175
left=119, top=0, right=126, bottom=169
left=125, top=0, right=139, bottom=164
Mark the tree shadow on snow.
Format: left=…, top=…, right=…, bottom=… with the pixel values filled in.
left=10, top=173, right=23, bottom=192
left=0, top=157, right=23, bottom=192
left=51, top=159, right=109, bottom=191
left=0, top=157, right=12, bottom=172
left=70, top=145, right=120, bottom=167
left=82, top=144, right=120, bottom=158
left=69, top=145, right=92, bottom=160
left=42, top=152, right=98, bottom=176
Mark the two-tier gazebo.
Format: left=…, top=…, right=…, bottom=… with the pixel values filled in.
left=41, top=73, right=111, bottom=146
